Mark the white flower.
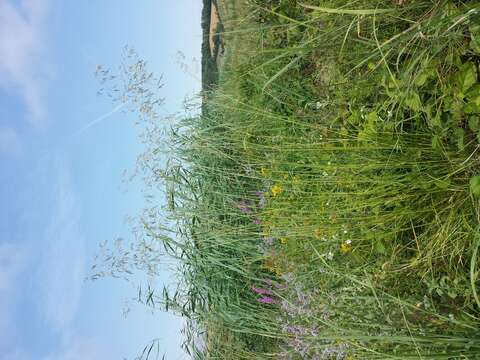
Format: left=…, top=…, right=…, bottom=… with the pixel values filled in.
left=327, top=251, right=334, bottom=260
left=345, top=239, right=352, bottom=245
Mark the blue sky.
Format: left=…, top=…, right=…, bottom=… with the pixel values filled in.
left=0, top=1, right=202, bottom=359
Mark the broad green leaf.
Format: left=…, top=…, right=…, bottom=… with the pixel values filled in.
left=456, top=62, right=477, bottom=93
left=470, top=175, right=480, bottom=196
left=469, top=116, right=480, bottom=132
left=414, top=72, right=429, bottom=87
left=465, top=101, right=480, bottom=114
left=405, top=92, right=422, bottom=112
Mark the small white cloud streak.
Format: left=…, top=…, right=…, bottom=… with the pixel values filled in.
left=0, top=0, right=50, bottom=125
left=38, top=158, right=85, bottom=332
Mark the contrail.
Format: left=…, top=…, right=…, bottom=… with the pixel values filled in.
left=75, top=103, right=125, bottom=137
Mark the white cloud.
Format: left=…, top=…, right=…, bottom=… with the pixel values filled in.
left=38, top=158, right=85, bottom=332
left=0, top=0, right=50, bottom=126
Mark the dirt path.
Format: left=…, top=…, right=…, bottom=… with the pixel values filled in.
left=209, top=2, right=220, bottom=57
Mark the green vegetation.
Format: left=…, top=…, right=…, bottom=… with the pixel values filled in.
left=120, top=1, right=480, bottom=359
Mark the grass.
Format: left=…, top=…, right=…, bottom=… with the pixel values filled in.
left=128, top=0, right=480, bottom=358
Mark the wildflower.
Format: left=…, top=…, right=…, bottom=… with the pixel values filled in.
left=283, top=173, right=289, bottom=180
left=280, top=237, right=288, bottom=245
left=260, top=167, right=268, bottom=177
left=271, top=184, right=283, bottom=196
left=252, top=286, right=273, bottom=295
left=314, top=228, right=322, bottom=239
left=340, top=241, right=352, bottom=253
left=327, top=251, right=334, bottom=260
left=258, top=296, right=277, bottom=304
left=254, top=218, right=262, bottom=225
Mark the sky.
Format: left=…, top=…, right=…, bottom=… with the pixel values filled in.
left=0, top=1, right=202, bottom=359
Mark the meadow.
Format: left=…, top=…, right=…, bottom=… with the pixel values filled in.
left=132, top=1, right=480, bottom=358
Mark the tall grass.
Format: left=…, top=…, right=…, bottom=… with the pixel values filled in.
left=124, top=0, right=480, bottom=358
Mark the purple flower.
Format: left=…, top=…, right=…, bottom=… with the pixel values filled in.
left=257, top=296, right=277, bottom=304
left=252, top=286, right=273, bottom=295
left=254, top=218, right=262, bottom=225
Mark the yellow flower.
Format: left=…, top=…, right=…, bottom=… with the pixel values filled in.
left=280, top=237, right=288, bottom=245
left=314, top=228, right=322, bottom=239
left=340, top=240, right=352, bottom=253
left=260, top=167, right=268, bottom=177
left=283, top=173, right=289, bottom=180
left=271, top=184, right=282, bottom=197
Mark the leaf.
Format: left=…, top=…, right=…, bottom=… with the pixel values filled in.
left=466, top=84, right=480, bottom=106
left=470, top=21, right=480, bottom=54
left=414, top=72, right=429, bottom=87
left=469, top=175, right=480, bottom=196
left=456, top=62, right=477, bottom=93
left=405, top=92, right=422, bottom=111
left=465, top=101, right=480, bottom=114
left=454, top=127, right=465, bottom=150
left=375, top=239, right=386, bottom=255
left=469, top=116, right=480, bottom=132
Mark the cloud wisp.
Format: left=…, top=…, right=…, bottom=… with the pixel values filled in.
left=0, top=0, right=51, bottom=126
left=38, top=157, right=85, bottom=333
